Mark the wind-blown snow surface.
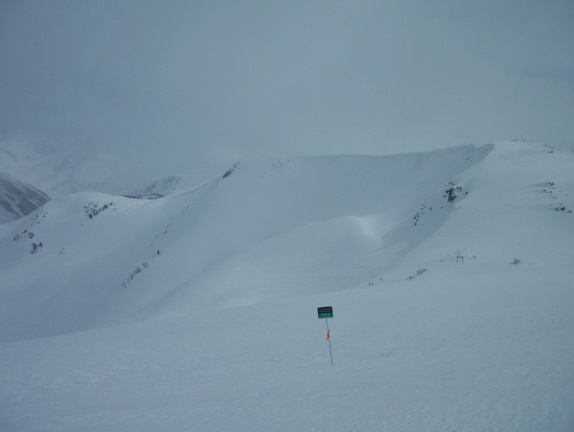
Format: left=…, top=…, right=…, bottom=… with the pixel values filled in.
left=0, top=142, right=573, bottom=431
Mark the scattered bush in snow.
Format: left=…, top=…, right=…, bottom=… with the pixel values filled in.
left=30, top=242, right=43, bottom=254
left=512, top=258, right=521, bottom=265
left=444, top=182, right=463, bottom=203
left=84, top=202, right=116, bottom=219
left=122, top=262, right=149, bottom=287
left=222, top=162, right=238, bottom=179
left=13, top=229, right=31, bottom=243
left=31, top=211, right=47, bottom=226
left=540, top=182, right=572, bottom=213
left=408, top=267, right=428, bottom=280
left=555, top=204, right=572, bottom=213
left=13, top=212, right=48, bottom=243
left=412, top=202, right=431, bottom=226
left=272, top=160, right=290, bottom=169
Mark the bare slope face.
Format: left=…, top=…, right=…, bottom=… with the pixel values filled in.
left=8, top=142, right=573, bottom=342
left=0, top=172, right=50, bottom=224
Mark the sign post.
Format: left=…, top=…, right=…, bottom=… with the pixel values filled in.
left=317, top=306, right=334, bottom=366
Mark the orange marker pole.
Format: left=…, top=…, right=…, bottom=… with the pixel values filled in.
left=325, top=318, right=333, bottom=366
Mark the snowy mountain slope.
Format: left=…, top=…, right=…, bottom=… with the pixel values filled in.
left=0, top=141, right=573, bottom=431
left=2, top=272, right=572, bottom=432
left=0, top=143, right=494, bottom=341
left=385, top=142, right=574, bottom=273
left=0, top=172, right=50, bottom=224
left=134, top=173, right=217, bottom=198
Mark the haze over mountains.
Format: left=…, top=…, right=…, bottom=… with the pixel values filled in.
left=0, top=141, right=573, bottom=431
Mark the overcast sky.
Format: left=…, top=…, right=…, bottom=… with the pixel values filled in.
left=1, top=0, right=573, bottom=183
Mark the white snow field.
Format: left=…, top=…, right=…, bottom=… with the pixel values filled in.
left=0, top=142, right=573, bottom=431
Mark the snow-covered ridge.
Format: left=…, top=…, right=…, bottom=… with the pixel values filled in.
left=135, top=173, right=218, bottom=198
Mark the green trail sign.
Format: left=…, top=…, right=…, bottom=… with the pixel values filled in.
left=317, top=306, right=333, bottom=319
left=317, top=306, right=334, bottom=365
